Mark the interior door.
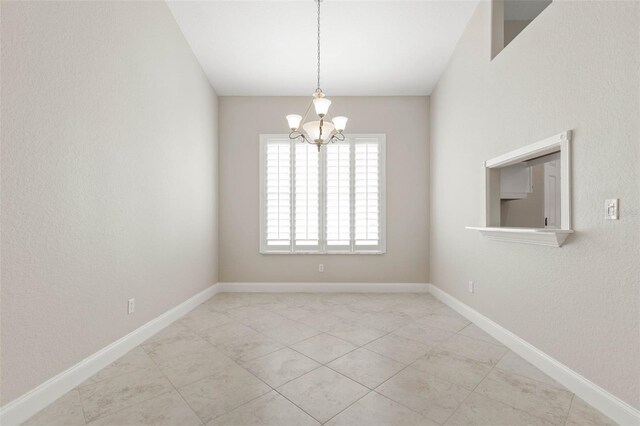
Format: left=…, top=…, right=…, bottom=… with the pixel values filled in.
left=544, top=160, right=561, bottom=228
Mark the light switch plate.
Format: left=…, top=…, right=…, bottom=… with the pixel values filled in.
left=605, top=199, right=619, bottom=220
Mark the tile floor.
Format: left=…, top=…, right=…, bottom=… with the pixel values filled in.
left=22, top=293, right=617, bottom=425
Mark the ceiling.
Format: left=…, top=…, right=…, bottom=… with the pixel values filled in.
left=167, top=1, right=479, bottom=96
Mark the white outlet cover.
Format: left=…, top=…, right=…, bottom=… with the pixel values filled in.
left=605, top=199, right=619, bottom=220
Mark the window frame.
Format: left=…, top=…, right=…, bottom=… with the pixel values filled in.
left=259, top=133, right=386, bottom=255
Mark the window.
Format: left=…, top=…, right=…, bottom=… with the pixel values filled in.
left=260, top=134, right=386, bottom=254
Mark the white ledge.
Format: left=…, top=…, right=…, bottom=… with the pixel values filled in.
left=466, top=227, right=574, bottom=247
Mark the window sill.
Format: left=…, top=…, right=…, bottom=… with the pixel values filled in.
left=466, top=227, right=573, bottom=247
left=260, top=251, right=386, bottom=255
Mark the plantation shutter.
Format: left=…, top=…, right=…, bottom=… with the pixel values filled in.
left=294, top=143, right=320, bottom=249
left=260, top=134, right=384, bottom=253
left=354, top=138, right=381, bottom=249
left=325, top=142, right=352, bottom=249
left=263, top=139, right=291, bottom=250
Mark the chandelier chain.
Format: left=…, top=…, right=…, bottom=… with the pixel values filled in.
left=316, top=0, right=321, bottom=92
left=286, top=0, right=347, bottom=150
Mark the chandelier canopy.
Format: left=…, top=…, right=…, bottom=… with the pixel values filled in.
left=286, top=0, right=348, bottom=151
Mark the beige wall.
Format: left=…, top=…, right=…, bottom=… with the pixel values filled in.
left=430, top=0, right=639, bottom=408
left=219, top=97, right=429, bottom=283
left=0, top=1, right=219, bottom=404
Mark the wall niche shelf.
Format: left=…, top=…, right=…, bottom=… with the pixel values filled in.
left=471, top=131, right=574, bottom=247
left=466, top=227, right=573, bottom=247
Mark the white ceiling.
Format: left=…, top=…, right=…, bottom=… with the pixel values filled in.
left=167, top=1, right=479, bottom=96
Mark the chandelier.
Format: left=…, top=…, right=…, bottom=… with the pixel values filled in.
left=286, top=0, right=348, bottom=152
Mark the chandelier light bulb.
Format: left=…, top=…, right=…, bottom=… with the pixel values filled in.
left=303, top=120, right=335, bottom=142
left=313, top=98, right=331, bottom=117
left=332, top=116, right=348, bottom=132
left=286, top=114, right=302, bottom=131
left=283, top=0, right=348, bottom=150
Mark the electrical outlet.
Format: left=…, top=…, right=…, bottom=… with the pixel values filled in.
left=468, top=281, right=474, bottom=293
left=128, top=298, right=135, bottom=314
left=605, top=199, right=619, bottom=220
left=319, top=264, right=324, bottom=273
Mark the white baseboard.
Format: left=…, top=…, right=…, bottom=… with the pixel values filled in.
left=0, top=282, right=424, bottom=425
left=0, top=284, right=221, bottom=426
left=217, top=282, right=429, bottom=293
left=428, top=284, right=640, bottom=426
left=5, top=282, right=637, bottom=426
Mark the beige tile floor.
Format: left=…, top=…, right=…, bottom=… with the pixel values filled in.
left=22, top=293, right=617, bottom=426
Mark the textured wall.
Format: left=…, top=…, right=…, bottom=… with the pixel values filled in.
left=219, top=96, right=429, bottom=283
left=430, top=1, right=639, bottom=408
left=1, top=1, right=219, bottom=404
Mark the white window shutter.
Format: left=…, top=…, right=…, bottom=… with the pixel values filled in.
left=354, top=139, right=381, bottom=247
left=264, top=139, right=291, bottom=248
left=261, top=134, right=384, bottom=254
left=294, top=143, right=320, bottom=248
left=325, top=142, right=351, bottom=248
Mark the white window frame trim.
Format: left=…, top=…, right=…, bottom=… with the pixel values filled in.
left=259, top=133, right=386, bottom=255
